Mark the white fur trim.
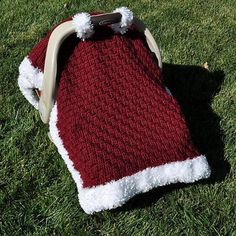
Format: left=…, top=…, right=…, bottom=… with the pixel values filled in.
left=49, top=103, right=211, bottom=214
left=72, top=13, right=94, bottom=40
left=112, top=7, right=134, bottom=34
left=18, top=57, right=43, bottom=109
left=49, top=103, right=83, bottom=190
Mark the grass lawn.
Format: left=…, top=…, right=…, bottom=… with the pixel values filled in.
left=0, top=0, right=236, bottom=235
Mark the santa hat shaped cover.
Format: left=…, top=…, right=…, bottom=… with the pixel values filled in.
left=18, top=7, right=211, bottom=214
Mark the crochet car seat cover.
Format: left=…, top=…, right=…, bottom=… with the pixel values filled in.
left=18, top=9, right=211, bottom=214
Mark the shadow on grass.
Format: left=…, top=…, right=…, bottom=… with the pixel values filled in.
left=112, top=63, right=230, bottom=213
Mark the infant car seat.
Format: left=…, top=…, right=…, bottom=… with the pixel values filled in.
left=18, top=7, right=211, bottom=214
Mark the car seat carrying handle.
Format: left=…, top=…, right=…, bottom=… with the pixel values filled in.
left=39, top=13, right=162, bottom=123
left=92, top=12, right=122, bottom=26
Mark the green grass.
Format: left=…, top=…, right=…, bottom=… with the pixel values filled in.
left=1, top=0, right=236, bottom=235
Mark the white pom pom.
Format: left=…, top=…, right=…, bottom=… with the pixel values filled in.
left=112, top=7, right=134, bottom=34
left=72, top=13, right=94, bottom=40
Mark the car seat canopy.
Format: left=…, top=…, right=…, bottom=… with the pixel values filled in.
left=18, top=8, right=211, bottom=214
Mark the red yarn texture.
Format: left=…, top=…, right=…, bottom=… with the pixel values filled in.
left=28, top=25, right=200, bottom=188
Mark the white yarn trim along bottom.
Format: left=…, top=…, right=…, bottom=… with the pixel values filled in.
left=49, top=103, right=211, bottom=214
left=18, top=57, right=43, bottom=109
